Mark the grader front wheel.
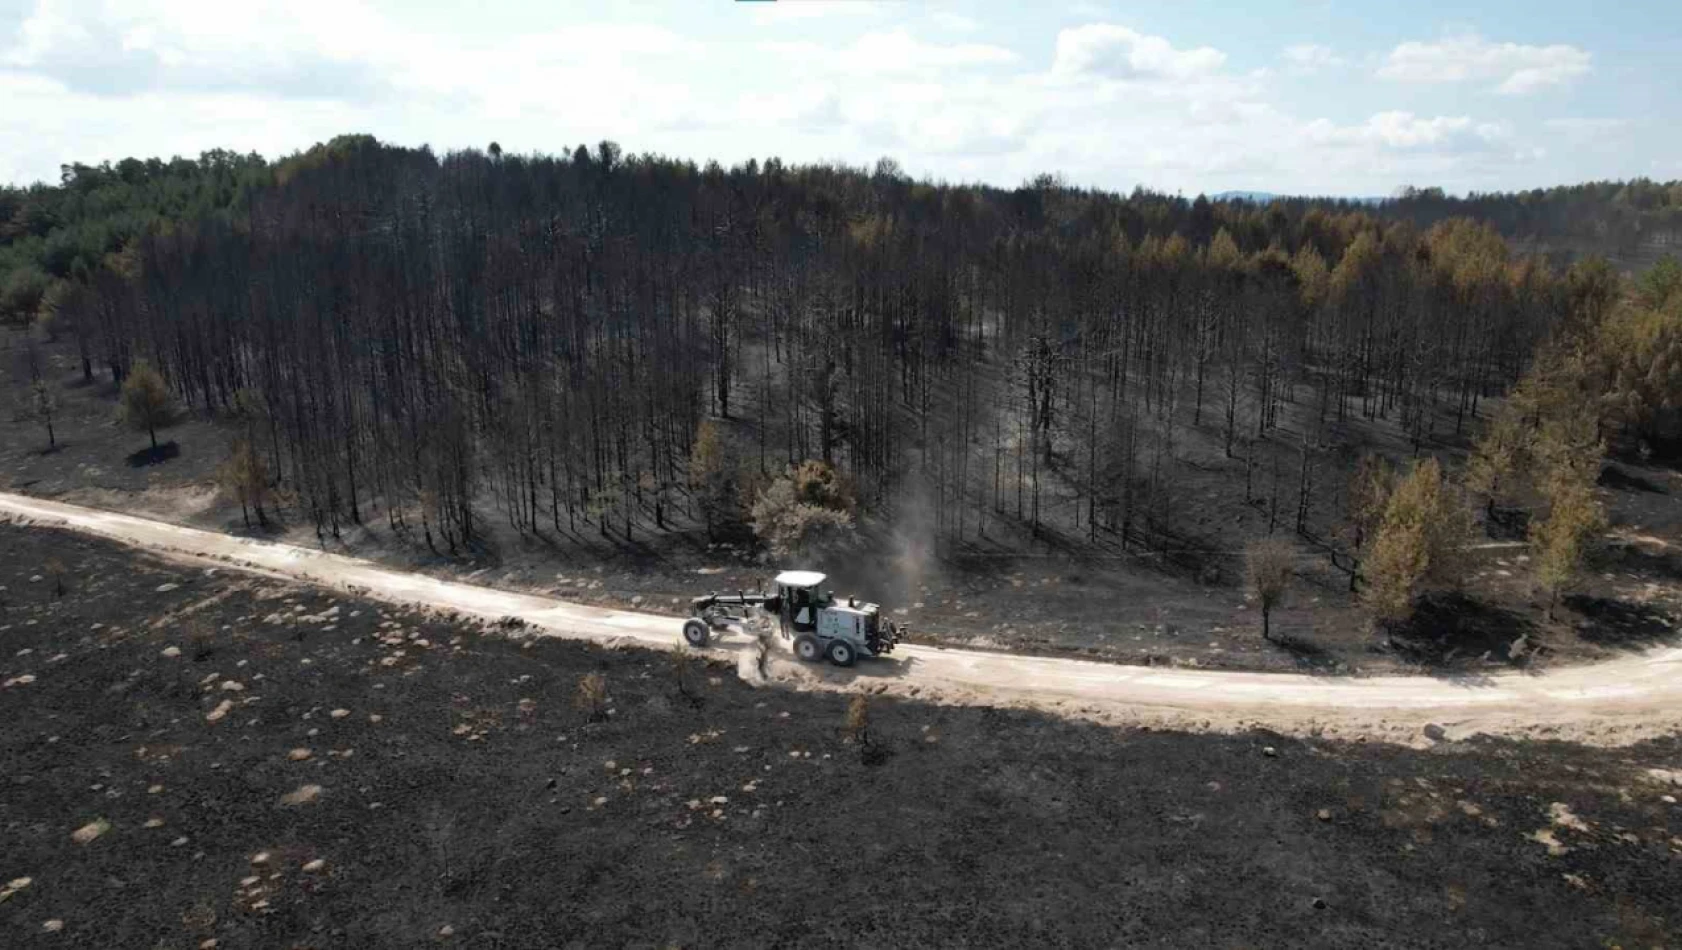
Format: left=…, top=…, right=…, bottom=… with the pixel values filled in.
left=682, top=618, right=711, bottom=648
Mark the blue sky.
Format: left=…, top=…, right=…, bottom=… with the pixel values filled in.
left=1, top=0, right=1677, bottom=195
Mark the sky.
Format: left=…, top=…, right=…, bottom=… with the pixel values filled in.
left=1, top=0, right=1679, bottom=196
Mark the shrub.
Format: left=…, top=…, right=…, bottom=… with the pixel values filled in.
left=29, top=378, right=57, bottom=450
left=574, top=672, right=609, bottom=723
left=216, top=439, right=270, bottom=528
left=1531, top=478, right=1605, bottom=617
left=1361, top=457, right=1473, bottom=630
left=791, top=459, right=856, bottom=511
left=120, top=359, right=175, bottom=449
left=841, top=694, right=871, bottom=746
left=1243, top=539, right=1295, bottom=643
left=43, top=557, right=68, bottom=598
left=672, top=648, right=704, bottom=710
left=749, top=461, right=857, bottom=558
left=688, top=419, right=737, bottom=538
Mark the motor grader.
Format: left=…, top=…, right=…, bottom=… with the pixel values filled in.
left=682, top=570, right=902, bottom=667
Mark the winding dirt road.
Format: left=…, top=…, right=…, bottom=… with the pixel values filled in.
left=6, top=491, right=1679, bottom=746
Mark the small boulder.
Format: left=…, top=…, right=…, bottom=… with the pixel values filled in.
left=279, top=784, right=323, bottom=807
left=71, top=819, right=110, bottom=845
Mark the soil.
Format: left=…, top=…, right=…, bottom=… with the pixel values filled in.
left=3, top=524, right=1682, bottom=948
left=5, top=328, right=1681, bottom=678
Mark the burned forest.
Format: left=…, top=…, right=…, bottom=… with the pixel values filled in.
left=7, top=137, right=1624, bottom=569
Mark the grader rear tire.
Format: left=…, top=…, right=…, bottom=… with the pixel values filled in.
left=793, top=634, right=823, bottom=663
left=682, top=619, right=711, bottom=648
left=826, top=639, right=856, bottom=668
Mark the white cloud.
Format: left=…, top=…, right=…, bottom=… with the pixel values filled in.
left=0, top=3, right=1605, bottom=197
left=2, top=0, right=397, bottom=97
left=745, top=1, right=879, bottom=26
left=1052, top=24, right=1225, bottom=80
left=1543, top=117, right=1629, bottom=134
left=1306, top=111, right=1509, bottom=150
left=926, top=12, right=981, bottom=33
left=846, top=29, right=1018, bottom=72
left=1378, top=33, right=1590, bottom=95
left=1282, top=43, right=1344, bottom=74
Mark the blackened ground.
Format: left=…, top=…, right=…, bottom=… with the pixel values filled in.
left=2, top=525, right=1681, bottom=948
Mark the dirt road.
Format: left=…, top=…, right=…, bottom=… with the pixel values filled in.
left=6, top=491, right=1679, bottom=746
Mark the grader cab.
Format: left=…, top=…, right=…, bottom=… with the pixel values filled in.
left=683, top=570, right=902, bottom=667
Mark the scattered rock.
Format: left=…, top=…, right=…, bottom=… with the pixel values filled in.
left=280, top=784, right=323, bottom=807
left=43, top=919, right=64, bottom=933
left=1262, top=746, right=1278, bottom=757
left=1549, top=802, right=1591, bottom=833
left=1529, top=829, right=1570, bottom=856
left=368, top=714, right=383, bottom=724
left=143, top=817, right=164, bottom=828
left=439, top=924, right=455, bottom=937
left=1311, top=898, right=1327, bottom=910
left=302, top=859, right=327, bottom=873
left=1422, top=723, right=1448, bottom=741
left=219, top=680, right=245, bottom=692
left=0, top=877, right=32, bottom=902
left=71, top=819, right=110, bottom=845
left=250, top=851, right=271, bottom=866
left=330, top=708, right=350, bottom=719
left=288, top=748, right=313, bottom=762
left=1647, top=768, right=1682, bottom=787
left=156, top=583, right=179, bottom=592
left=1316, top=809, right=1331, bottom=821
left=2, top=674, right=37, bottom=688
left=205, top=700, right=233, bottom=723
left=161, top=646, right=182, bottom=658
